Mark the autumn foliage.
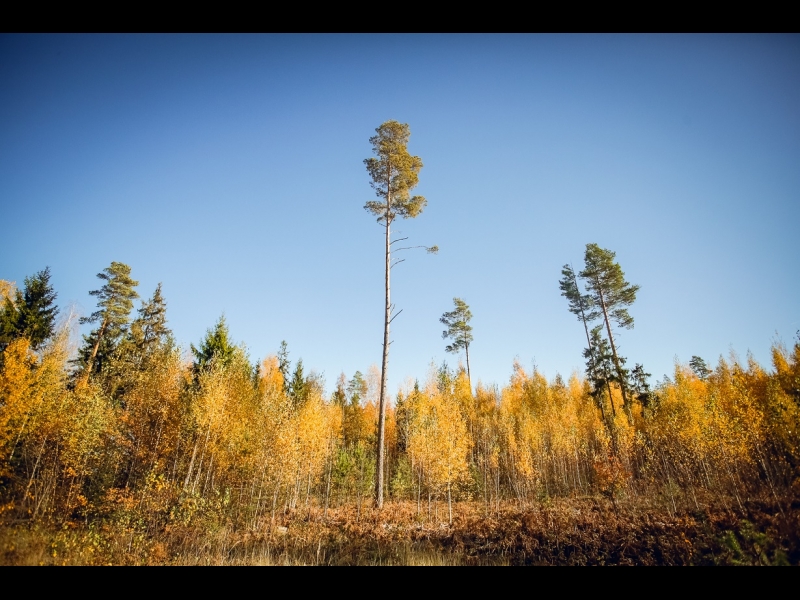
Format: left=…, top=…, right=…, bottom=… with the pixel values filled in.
left=1, top=276, right=799, bottom=564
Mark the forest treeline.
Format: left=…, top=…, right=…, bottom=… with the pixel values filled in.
left=3, top=117, right=797, bottom=564
left=1, top=260, right=799, bottom=552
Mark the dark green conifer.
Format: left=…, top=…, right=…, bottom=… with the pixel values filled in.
left=191, top=315, right=236, bottom=373
left=347, top=371, right=367, bottom=407
left=630, top=363, right=654, bottom=409
left=0, top=267, right=59, bottom=353
left=277, top=340, right=291, bottom=394
left=440, top=298, right=474, bottom=384
left=689, top=356, right=711, bottom=381
left=583, top=325, right=620, bottom=421
left=129, top=283, right=171, bottom=357
left=289, top=358, right=307, bottom=405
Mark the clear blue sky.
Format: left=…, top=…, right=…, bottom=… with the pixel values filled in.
left=1, top=34, right=798, bottom=394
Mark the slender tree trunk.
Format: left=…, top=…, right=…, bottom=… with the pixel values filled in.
left=596, top=286, right=632, bottom=422
left=465, top=342, right=471, bottom=388
left=447, top=480, right=453, bottom=525
left=24, top=435, right=49, bottom=512
left=324, top=451, right=332, bottom=518
left=183, top=438, right=199, bottom=492
left=571, top=266, right=615, bottom=430
left=375, top=190, right=392, bottom=509
left=83, top=316, right=109, bottom=383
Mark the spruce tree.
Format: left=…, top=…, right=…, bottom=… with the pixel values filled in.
left=583, top=325, right=619, bottom=421
left=289, top=358, right=307, bottom=405
left=191, top=315, right=236, bottom=373
left=128, top=283, right=171, bottom=357
left=347, top=371, right=367, bottom=407
left=277, top=340, right=291, bottom=394
left=0, top=267, right=59, bottom=353
left=630, top=363, right=654, bottom=409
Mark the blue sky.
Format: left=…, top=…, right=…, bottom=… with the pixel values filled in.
left=1, top=34, right=798, bottom=394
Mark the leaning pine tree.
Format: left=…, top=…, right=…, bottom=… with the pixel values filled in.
left=560, top=264, right=615, bottom=428
left=440, top=298, right=474, bottom=386
left=579, top=244, right=639, bottom=423
left=363, top=120, right=431, bottom=509
left=77, top=261, right=139, bottom=383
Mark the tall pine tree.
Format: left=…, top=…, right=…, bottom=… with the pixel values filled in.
left=77, top=262, right=139, bottom=382
left=364, top=120, right=435, bottom=508
left=579, top=244, right=639, bottom=423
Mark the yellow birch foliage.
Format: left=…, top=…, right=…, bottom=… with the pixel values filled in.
left=258, top=355, right=284, bottom=397
left=0, top=280, right=14, bottom=303
left=295, top=391, right=339, bottom=494
left=1, top=330, right=115, bottom=516
left=768, top=343, right=800, bottom=466
left=188, top=351, right=258, bottom=494
left=117, top=348, right=185, bottom=488
left=344, top=399, right=375, bottom=448
left=641, top=357, right=765, bottom=495
left=498, top=365, right=540, bottom=498
left=497, top=363, right=614, bottom=498
left=0, top=338, right=38, bottom=479
left=406, top=372, right=470, bottom=498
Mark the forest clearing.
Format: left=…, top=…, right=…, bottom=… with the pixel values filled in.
left=2, top=120, right=800, bottom=565
left=3, top=36, right=799, bottom=565
left=1, top=263, right=799, bottom=564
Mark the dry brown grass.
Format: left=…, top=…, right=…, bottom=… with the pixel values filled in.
left=2, top=494, right=797, bottom=565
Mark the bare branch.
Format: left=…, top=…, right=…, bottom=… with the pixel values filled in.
left=395, top=244, right=434, bottom=253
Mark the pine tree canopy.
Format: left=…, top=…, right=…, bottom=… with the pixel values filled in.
left=364, top=120, right=426, bottom=224
left=559, top=264, right=599, bottom=323
left=75, top=262, right=139, bottom=379
left=80, top=262, right=140, bottom=332
left=579, top=244, right=639, bottom=330
left=440, top=298, right=473, bottom=354
left=689, top=356, right=711, bottom=380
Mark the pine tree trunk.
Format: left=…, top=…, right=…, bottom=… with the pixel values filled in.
left=83, top=316, right=108, bottom=383
left=572, top=267, right=614, bottom=431
left=375, top=191, right=391, bottom=509
left=465, top=342, right=471, bottom=388
left=596, top=287, right=632, bottom=423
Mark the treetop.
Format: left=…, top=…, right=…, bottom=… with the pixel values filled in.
left=364, top=120, right=426, bottom=224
